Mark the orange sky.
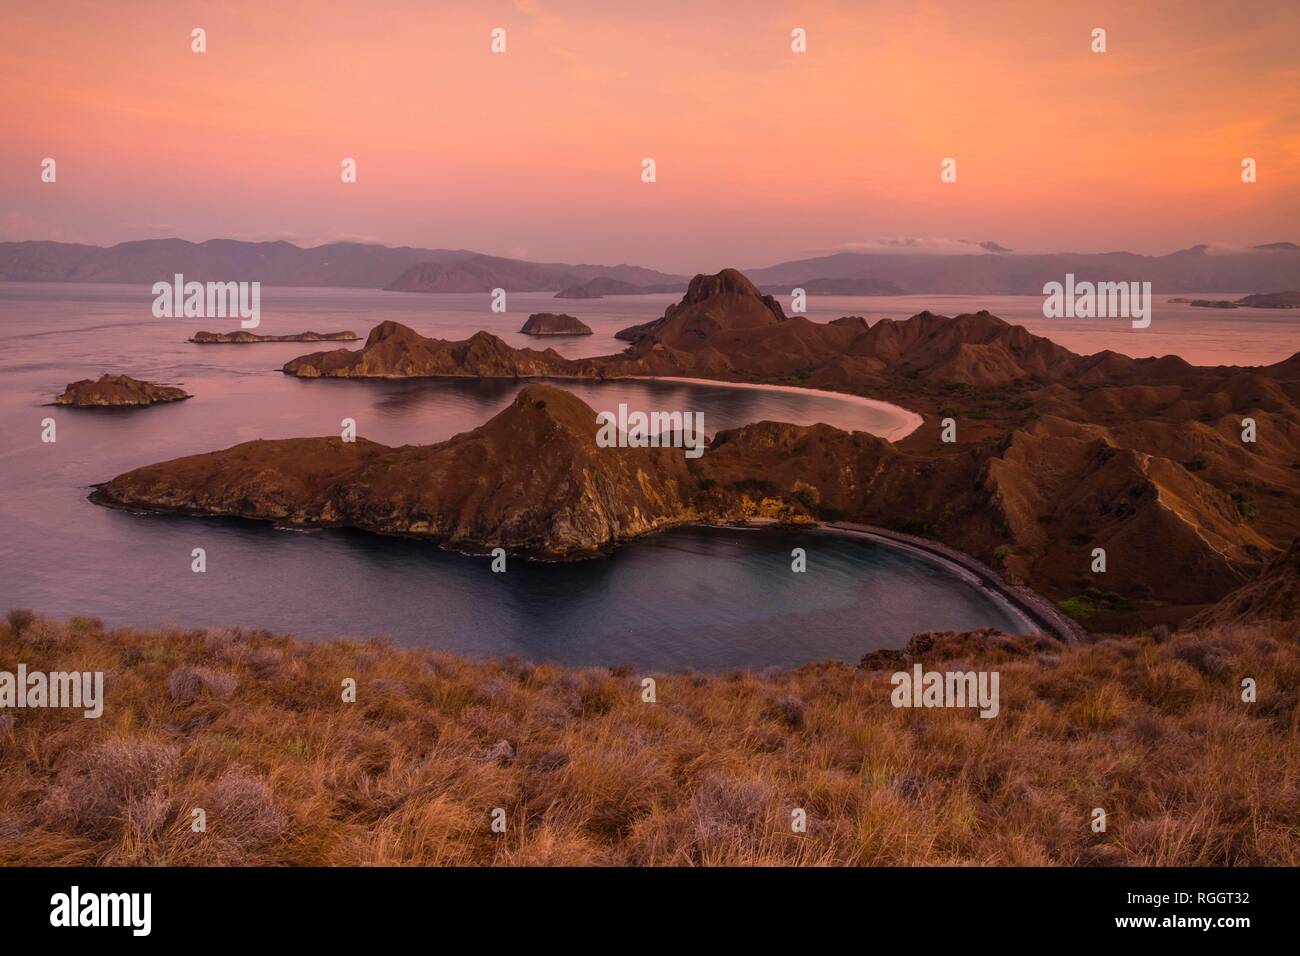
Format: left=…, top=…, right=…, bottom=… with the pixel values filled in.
left=1, top=0, right=1297, bottom=272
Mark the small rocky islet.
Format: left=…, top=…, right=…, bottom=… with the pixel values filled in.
left=54, top=373, right=191, bottom=407
left=518, top=313, right=593, bottom=336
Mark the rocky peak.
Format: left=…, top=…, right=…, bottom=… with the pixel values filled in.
left=364, top=320, right=418, bottom=348
left=680, top=268, right=786, bottom=321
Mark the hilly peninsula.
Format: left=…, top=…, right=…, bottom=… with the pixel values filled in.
left=98, top=268, right=1300, bottom=628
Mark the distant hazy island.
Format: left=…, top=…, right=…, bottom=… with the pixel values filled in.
left=555, top=277, right=649, bottom=298
left=188, top=330, right=359, bottom=344
left=519, top=313, right=593, bottom=336
left=1172, top=291, right=1300, bottom=310
left=54, top=373, right=191, bottom=407
left=555, top=283, right=603, bottom=299
left=766, top=277, right=906, bottom=296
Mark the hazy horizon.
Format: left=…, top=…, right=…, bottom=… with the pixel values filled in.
left=3, top=0, right=1298, bottom=274
left=3, top=234, right=1299, bottom=276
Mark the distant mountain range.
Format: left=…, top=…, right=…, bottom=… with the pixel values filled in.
left=0, top=239, right=683, bottom=292
left=742, top=243, right=1300, bottom=295
left=1, top=238, right=1297, bottom=295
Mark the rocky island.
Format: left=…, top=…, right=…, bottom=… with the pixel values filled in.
left=1180, top=291, right=1300, bottom=309
left=54, top=373, right=191, bottom=407
left=282, top=323, right=590, bottom=379
left=188, top=330, right=359, bottom=344
left=519, top=313, right=593, bottom=336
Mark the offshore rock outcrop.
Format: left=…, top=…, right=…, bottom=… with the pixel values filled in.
left=54, top=374, right=191, bottom=407
left=519, top=313, right=593, bottom=336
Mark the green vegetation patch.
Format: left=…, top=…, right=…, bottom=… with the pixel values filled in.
left=1057, top=588, right=1133, bottom=621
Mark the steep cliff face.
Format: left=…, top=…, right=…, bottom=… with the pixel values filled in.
left=54, top=374, right=191, bottom=407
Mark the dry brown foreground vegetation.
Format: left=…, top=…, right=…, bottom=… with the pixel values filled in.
left=0, top=612, right=1296, bottom=866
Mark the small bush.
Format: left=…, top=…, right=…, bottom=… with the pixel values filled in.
left=17, top=618, right=69, bottom=647
left=204, top=771, right=288, bottom=846
left=40, top=740, right=178, bottom=836
left=764, top=694, right=805, bottom=730
left=167, top=666, right=239, bottom=702
left=5, top=608, right=35, bottom=636
left=1172, top=638, right=1233, bottom=677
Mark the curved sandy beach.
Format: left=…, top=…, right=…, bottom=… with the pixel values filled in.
left=632, top=375, right=924, bottom=441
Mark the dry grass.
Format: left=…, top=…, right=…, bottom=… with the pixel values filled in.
left=0, top=614, right=1296, bottom=866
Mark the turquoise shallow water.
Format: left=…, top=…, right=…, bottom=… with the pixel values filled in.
left=0, top=283, right=1066, bottom=668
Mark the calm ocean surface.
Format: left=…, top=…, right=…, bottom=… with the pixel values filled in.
left=1, top=283, right=1289, bottom=668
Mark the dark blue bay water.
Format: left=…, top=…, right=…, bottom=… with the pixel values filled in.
left=14, top=282, right=1253, bottom=668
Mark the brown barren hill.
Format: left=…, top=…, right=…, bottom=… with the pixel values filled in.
left=54, top=374, right=191, bottom=407
left=282, top=322, right=595, bottom=379
left=92, top=384, right=696, bottom=558
left=89, top=373, right=1286, bottom=620
left=1189, top=537, right=1300, bottom=626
